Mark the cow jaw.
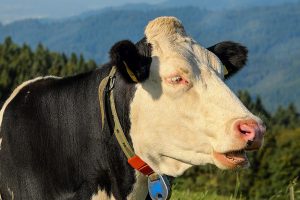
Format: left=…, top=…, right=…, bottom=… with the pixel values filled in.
left=129, top=86, right=216, bottom=176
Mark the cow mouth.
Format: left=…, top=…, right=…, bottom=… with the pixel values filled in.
left=213, top=149, right=249, bottom=169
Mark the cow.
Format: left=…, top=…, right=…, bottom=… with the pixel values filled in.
left=0, top=16, right=265, bottom=200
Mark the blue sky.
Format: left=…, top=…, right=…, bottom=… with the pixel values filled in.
left=2, top=0, right=299, bottom=24
left=0, top=0, right=164, bottom=24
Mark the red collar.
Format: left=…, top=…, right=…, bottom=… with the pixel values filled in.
left=128, top=155, right=154, bottom=176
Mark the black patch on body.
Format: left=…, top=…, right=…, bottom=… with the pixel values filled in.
left=0, top=64, right=138, bottom=200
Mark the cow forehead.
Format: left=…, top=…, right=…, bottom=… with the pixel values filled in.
left=145, top=17, right=223, bottom=76
left=151, top=39, right=223, bottom=78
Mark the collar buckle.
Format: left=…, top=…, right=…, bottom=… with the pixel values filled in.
left=106, top=75, right=116, bottom=92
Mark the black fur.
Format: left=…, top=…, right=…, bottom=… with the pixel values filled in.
left=135, top=37, right=152, bottom=58
left=110, top=40, right=151, bottom=83
left=207, top=41, right=248, bottom=79
left=0, top=64, right=138, bottom=199
left=0, top=37, right=155, bottom=199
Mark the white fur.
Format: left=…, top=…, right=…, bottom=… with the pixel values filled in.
left=7, top=187, right=14, bottom=200
left=126, top=172, right=148, bottom=200
left=129, top=16, right=262, bottom=178
left=0, top=76, right=60, bottom=151
left=91, top=173, right=147, bottom=200
left=91, top=172, right=147, bottom=200
left=91, top=190, right=116, bottom=200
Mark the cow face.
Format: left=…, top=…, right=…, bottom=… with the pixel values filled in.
left=110, top=17, right=265, bottom=177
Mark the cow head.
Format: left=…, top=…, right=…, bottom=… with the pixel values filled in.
left=110, top=17, right=265, bottom=177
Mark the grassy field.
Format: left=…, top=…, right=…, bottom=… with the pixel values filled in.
left=170, top=189, right=243, bottom=200
left=169, top=177, right=300, bottom=200
left=170, top=185, right=300, bottom=200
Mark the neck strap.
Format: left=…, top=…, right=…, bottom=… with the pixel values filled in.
left=98, top=66, right=154, bottom=176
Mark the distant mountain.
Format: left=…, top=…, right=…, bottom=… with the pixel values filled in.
left=0, top=0, right=164, bottom=24
left=0, top=3, right=299, bottom=111
left=1, top=0, right=299, bottom=24
left=161, top=0, right=300, bottom=10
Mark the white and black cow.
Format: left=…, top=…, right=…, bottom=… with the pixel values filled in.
left=0, top=17, right=265, bottom=200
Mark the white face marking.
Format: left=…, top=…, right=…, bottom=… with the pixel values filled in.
left=129, top=17, right=262, bottom=176
left=91, top=190, right=116, bottom=200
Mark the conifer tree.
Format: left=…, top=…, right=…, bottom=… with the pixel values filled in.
left=0, top=37, right=97, bottom=106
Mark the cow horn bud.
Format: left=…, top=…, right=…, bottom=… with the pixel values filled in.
left=145, top=16, right=186, bottom=42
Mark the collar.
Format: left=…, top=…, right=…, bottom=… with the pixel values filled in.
left=98, top=66, right=172, bottom=200
left=98, top=66, right=154, bottom=176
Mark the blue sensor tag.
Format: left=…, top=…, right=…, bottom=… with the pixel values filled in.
left=148, top=173, right=171, bottom=200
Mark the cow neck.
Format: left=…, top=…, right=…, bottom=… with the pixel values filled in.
left=98, top=66, right=154, bottom=176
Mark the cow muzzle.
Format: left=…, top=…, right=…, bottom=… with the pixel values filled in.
left=213, top=119, right=266, bottom=169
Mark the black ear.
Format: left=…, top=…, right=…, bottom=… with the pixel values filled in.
left=109, top=40, right=151, bottom=83
left=207, top=41, right=248, bottom=79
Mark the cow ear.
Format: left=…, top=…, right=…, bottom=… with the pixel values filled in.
left=109, top=40, right=151, bottom=83
left=207, top=41, right=248, bottom=79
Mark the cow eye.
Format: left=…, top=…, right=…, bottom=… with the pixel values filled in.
left=170, top=76, right=182, bottom=83
left=166, top=75, right=190, bottom=85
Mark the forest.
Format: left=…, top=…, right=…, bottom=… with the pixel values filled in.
left=0, top=38, right=299, bottom=200
left=0, top=37, right=97, bottom=106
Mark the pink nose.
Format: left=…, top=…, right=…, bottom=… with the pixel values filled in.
left=235, top=119, right=265, bottom=142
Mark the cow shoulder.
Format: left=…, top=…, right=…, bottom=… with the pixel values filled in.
left=0, top=76, right=60, bottom=130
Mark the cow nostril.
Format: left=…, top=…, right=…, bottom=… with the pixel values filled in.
left=235, top=119, right=258, bottom=142
left=246, top=140, right=254, bottom=147
left=239, top=124, right=254, bottom=135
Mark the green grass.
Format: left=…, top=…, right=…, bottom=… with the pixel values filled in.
left=169, top=175, right=299, bottom=200
left=170, top=180, right=300, bottom=200
left=170, top=172, right=244, bottom=200
left=170, top=189, right=243, bottom=200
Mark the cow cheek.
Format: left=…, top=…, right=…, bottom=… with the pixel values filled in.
left=129, top=87, right=214, bottom=175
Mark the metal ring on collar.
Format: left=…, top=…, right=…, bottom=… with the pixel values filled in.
left=106, top=76, right=116, bottom=92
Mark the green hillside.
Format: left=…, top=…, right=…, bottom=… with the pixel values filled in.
left=0, top=3, right=299, bottom=111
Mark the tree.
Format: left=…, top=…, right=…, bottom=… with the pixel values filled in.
left=0, top=37, right=97, bottom=107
